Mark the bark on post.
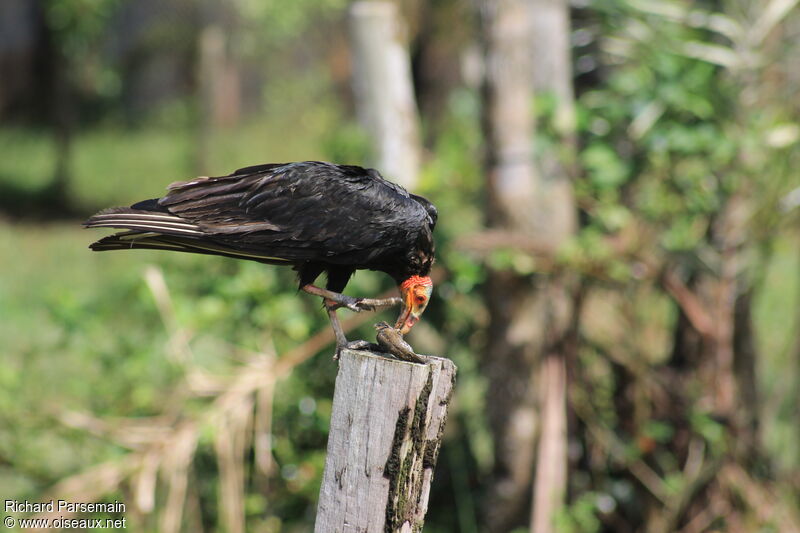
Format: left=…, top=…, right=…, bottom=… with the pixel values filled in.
left=315, top=349, right=456, bottom=533
left=348, top=1, right=422, bottom=190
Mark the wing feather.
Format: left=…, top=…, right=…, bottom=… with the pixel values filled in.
left=86, top=161, right=436, bottom=270
left=156, top=162, right=431, bottom=262
left=89, top=232, right=293, bottom=264
left=85, top=208, right=205, bottom=237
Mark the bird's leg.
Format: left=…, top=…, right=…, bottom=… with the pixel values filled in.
left=352, top=295, right=403, bottom=310
left=322, top=298, right=375, bottom=360
left=301, top=284, right=401, bottom=312
left=301, top=284, right=396, bottom=359
left=323, top=299, right=348, bottom=359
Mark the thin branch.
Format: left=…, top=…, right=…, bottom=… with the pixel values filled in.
left=660, top=270, right=716, bottom=339
left=571, top=396, right=671, bottom=503
left=749, top=0, right=800, bottom=47
left=37, top=457, right=139, bottom=522
left=144, top=265, right=193, bottom=364
left=160, top=423, right=198, bottom=533
left=455, top=230, right=557, bottom=257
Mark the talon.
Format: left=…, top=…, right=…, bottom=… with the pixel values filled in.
left=325, top=296, right=362, bottom=312
left=346, top=340, right=374, bottom=351
left=334, top=340, right=377, bottom=360
left=355, top=299, right=375, bottom=312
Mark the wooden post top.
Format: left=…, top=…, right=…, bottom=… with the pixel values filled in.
left=315, top=349, right=457, bottom=533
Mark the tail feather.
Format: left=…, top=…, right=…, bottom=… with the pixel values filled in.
left=84, top=207, right=204, bottom=237
left=85, top=205, right=292, bottom=265
left=88, top=230, right=292, bottom=265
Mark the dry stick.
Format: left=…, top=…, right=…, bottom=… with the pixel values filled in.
left=314, top=349, right=456, bottom=533
left=144, top=266, right=193, bottom=364
left=33, top=457, right=140, bottom=524
left=661, top=269, right=716, bottom=339
left=531, top=353, right=568, bottom=533
left=571, top=398, right=670, bottom=503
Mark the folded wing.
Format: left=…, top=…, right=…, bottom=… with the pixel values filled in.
left=84, top=161, right=431, bottom=267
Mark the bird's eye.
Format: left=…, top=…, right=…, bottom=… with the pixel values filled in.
left=416, top=295, right=427, bottom=304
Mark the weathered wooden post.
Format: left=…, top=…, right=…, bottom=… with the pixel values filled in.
left=314, top=349, right=456, bottom=532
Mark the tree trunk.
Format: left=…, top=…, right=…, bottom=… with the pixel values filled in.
left=527, top=1, right=576, bottom=532
left=480, top=1, right=540, bottom=526
left=479, top=0, right=576, bottom=530
left=43, top=9, right=74, bottom=210
left=196, top=0, right=240, bottom=174
left=349, top=1, right=422, bottom=190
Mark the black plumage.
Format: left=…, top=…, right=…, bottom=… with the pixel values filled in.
left=84, top=161, right=437, bottom=354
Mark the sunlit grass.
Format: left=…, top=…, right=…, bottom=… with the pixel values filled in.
left=754, top=233, right=800, bottom=473
left=0, top=129, right=57, bottom=193
left=0, top=108, right=340, bottom=216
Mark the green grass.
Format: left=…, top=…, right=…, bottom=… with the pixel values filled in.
left=0, top=222, right=170, bottom=494
left=0, top=130, right=58, bottom=194
left=0, top=107, right=340, bottom=216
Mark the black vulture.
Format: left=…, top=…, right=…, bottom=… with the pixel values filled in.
left=84, top=161, right=437, bottom=357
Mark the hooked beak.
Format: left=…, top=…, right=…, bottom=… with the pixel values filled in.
left=395, top=282, right=432, bottom=334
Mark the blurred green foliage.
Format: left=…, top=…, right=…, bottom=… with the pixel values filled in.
left=237, top=0, right=348, bottom=41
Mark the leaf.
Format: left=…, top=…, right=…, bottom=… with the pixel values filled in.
left=628, top=101, right=665, bottom=139
left=765, top=124, right=800, bottom=148
left=680, top=41, right=740, bottom=68
left=582, top=144, right=629, bottom=189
